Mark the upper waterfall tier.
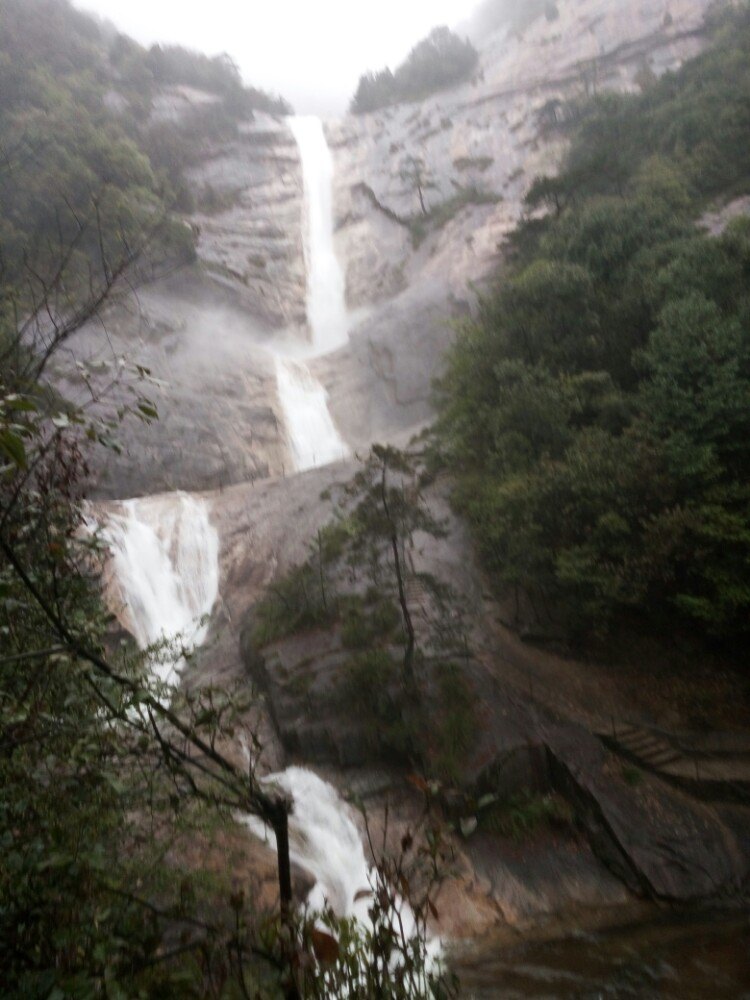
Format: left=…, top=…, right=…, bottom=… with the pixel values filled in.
left=288, top=115, right=349, bottom=354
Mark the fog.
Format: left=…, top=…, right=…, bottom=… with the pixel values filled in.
left=78, top=0, right=477, bottom=114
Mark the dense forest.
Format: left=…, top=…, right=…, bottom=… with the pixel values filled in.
left=437, top=3, right=750, bottom=647
left=0, top=0, right=289, bottom=289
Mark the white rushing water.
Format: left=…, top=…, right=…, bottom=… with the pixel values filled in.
left=276, top=115, right=350, bottom=473
left=104, top=493, right=219, bottom=686
left=243, top=767, right=437, bottom=962
left=275, top=357, right=348, bottom=472
left=288, top=115, right=349, bottom=355
left=245, top=768, right=374, bottom=920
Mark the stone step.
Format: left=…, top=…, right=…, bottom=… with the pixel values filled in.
left=645, top=748, right=682, bottom=767
left=619, top=733, right=664, bottom=753
left=603, top=724, right=750, bottom=804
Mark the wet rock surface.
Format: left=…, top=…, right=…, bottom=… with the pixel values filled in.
left=63, top=271, right=290, bottom=499
left=185, top=112, right=307, bottom=329
left=202, top=469, right=750, bottom=934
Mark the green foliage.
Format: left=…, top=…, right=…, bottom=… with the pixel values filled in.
left=0, top=0, right=291, bottom=294
left=429, top=665, right=476, bottom=785
left=341, top=595, right=401, bottom=650
left=251, top=562, right=336, bottom=646
left=351, top=27, right=478, bottom=113
left=143, top=44, right=290, bottom=114
left=0, top=0, right=196, bottom=289
left=339, top=649, right=415, bottom=758
left=478, top=791, right=574, bottom=841
left=409, top=188, right=502, bottom=247
left=621, top=765, right=644, bottom=787
left=437, top=5, right=750, bottom=643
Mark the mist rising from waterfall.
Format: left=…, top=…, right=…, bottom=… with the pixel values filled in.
left=105, top=494, right=219, bottom=686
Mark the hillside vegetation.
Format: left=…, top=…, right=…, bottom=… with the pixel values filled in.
left=0, top=0, right=289, bottom=291
left=437, top=3, right=750, bottom=646
left=351, top=27, right=479, bottom=114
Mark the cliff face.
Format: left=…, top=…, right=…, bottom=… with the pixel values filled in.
left=73, top=101, right=306, bottom=499
left=321, top=0, right=714, bottom=448
left=185, top=111, right=307, bottom=329
left=334, top=0, right=712, bottom=303
left=84, top=0, right=716, bottom=499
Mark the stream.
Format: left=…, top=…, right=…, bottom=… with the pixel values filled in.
left=455, top=913, right=750, bottom=998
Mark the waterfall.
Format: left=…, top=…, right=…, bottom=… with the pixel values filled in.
left=276, top=115, right=350, bottom=473
left=275, top=357, right=348, bottom=472
left=289, top=115, right=349, bottom=354
left=104, top=493, right=219, bottom=686
left=244, top=768, right=373, bottom=920
left=243, top=767, right=438, bottom=960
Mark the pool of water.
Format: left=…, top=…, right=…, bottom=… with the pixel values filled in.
left=454, top=914, right=750, bottom=998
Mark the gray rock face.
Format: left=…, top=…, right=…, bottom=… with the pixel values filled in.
left=61, top=272, right=289, bottom=499
left=333, top=0, right=713, bottom=310
left=215, top=468, right=750, bottom=909
left=546, top=722, right=749, bottom=902
left=185, top=113, right=307, bottom=329
left=317, top=0, right=715, bottom=460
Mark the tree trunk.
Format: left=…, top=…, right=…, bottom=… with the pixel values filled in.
left=380, top=462, right=417, bottom=692
left=270, top=803, right=300, bottom=1000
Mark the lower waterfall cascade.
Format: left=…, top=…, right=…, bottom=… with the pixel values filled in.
left=103, top=493, right=219, bottom=686
left=242, top=768, right=434, bottom=956
left=243, top=768, right=373, bottom=920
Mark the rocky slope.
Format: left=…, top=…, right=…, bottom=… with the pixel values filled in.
left=189, top=466, right=750, bottom=941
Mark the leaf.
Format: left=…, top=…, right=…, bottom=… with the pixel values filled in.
left=0, top=430, right=27, bottom=469
left=310, top=928, right=339, bottom=964
left=7, top=396, right=37, bottom=413
left=137, top=402, right=159, bottom=420
left=353, top=888, right=372, bottom=903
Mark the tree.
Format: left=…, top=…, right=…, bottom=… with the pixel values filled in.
left=436, top=6, right=750, bottom=646
left=400, top=156, right=436, bottom=216
left=350, top=27, right=478, bottom=113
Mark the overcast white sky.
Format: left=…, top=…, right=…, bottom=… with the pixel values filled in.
left=77, top=0, right=478, bottom=114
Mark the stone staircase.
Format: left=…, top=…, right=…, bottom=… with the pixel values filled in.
left=610, top=724, right=683, bottom=770
left=603, top=722, right=750, bottom=804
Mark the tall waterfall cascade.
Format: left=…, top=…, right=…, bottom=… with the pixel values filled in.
left=104, top=493, right=219, bottom=686
left=288, top=116, right=349, bottom=354
left=276, top=116, right=350, bottom=473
